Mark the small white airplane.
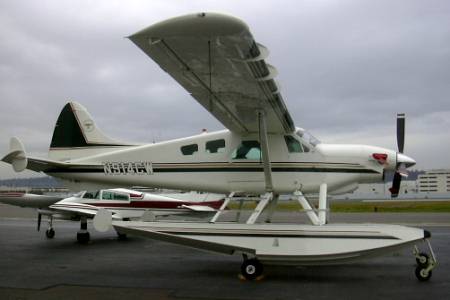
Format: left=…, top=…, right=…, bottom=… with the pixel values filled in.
left=2, top=12, right=436, bottom=280
left=0, top=188, right=224, bottom=243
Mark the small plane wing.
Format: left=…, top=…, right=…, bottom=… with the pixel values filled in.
left=50, top=202, right=99, bottom=217
left=50, top=202, right=122, bottom=220
left=180, top=204, right=217, bottom=212
left=0, top=192, right=64, bottom=208
left=129, top=13, right=295, bottom=134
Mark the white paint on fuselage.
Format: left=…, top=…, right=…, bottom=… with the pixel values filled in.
left=47, top=129, right=396, bottom=194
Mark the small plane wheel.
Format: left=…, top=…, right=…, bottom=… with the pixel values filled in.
left=241, top=258, right=263, bottom=280
left=416, top=252, right=430, bottom=267
left=45, top=228, right=55, bottom=239
left=117, top=232, right=127, bottom=240
left=77, top=232, right=90, bottom=244
left=415, top=265, right=432, bottom=281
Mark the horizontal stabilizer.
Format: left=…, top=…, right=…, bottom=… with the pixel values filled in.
left=2, top=140, right=103, bottom=174
left=2, top=137, right=28, bottom=172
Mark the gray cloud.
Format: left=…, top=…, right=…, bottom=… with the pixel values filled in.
left=1, top=0, right=450, bottom=179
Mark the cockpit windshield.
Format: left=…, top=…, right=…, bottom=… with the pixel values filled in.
left=73, top=191, right=84, bottom=198
left=296, top=128, right=321, bottom=147
left=82, top=191, right=100, bottom=199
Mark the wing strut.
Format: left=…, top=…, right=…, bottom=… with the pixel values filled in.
left=245, top=110, right=274, bottom=224
left=258, top=110, right=273, bottom=192
left=210, top=111, right=276, bottom=224
left=209, top=192, right=235, bottom=223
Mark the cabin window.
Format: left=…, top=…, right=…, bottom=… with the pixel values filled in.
left=180, top=144, right=198, bottom=155
left=102, top=191, right=129, bottom=201
left=206, top=139, right=225, bottom=153
left=232, top=140, right=261, bottom=160
left=284, top=135, right=303, bottom=153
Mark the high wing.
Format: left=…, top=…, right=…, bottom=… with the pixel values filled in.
left=129, top=13, right=295, bottom=134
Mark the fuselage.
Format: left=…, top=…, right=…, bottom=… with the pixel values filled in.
left=52, top=188, right=224, bottom=219
left=47, top=128, right=403, bottom=195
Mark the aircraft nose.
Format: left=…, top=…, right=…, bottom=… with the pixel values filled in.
left=397, top=153, right=416, bottom=168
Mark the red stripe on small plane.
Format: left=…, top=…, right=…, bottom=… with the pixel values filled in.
left=129, top=193, right=143, bottom=199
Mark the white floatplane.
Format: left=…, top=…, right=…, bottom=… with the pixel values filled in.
left=2, top=12, right=436, bottom=280
left=0, top=188, right=224, bottom=243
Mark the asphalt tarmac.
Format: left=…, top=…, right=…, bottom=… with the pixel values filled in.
left=0, top=206, right=449, bottom=300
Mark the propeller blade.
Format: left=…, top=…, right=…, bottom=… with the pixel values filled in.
left=389, top=171, right=402, bottom=198
left=397, top=113, right=405, bottom=153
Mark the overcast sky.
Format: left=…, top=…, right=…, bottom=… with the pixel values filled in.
left=1, top=0, right=449, bottom=179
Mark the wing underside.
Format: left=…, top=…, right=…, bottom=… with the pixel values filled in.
left=129, top=13, right=295, bottom=134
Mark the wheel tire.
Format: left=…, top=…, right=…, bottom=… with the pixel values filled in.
left=77, top=232, right=90, bottom=244
left=241, top=259, right=263, bottom=280
left=45, top=228, right=55, bottom=239
left=416, top=252, right=430, bottom=267
left=415, top=265, right=432, bottom=281
left=117, top=233, right=127, bottom=240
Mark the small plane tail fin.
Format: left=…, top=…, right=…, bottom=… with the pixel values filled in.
left=2, top=137, right=28, bottom=172
left=48, top=101, right=136, bottom=160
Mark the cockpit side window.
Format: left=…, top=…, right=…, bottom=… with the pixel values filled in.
left=102, top=191, right=129, bottom=201
left=284, top=135, right=303, bottom=153
left=232, top=140, right=261, bottom=160
left=113, top=193, right=129, bottom=201
left=102, top=191, right=114, bottom=200
left=206, top=139, right=225, bottom=153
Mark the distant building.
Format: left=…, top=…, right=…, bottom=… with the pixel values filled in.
left=417, top=169, right=450, bottom=193
left=354, top=181, right=417, bottom=196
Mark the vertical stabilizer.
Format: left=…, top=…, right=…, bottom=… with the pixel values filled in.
left=49, top=102, right=135, bottom=161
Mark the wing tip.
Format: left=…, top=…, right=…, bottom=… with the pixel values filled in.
left=129, top=12, right=248, bottom=40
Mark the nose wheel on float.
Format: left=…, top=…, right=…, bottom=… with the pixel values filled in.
left=413, top=240, right=437, bottom=281
left=240, top=255, right=264, bottom=280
